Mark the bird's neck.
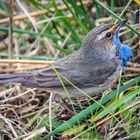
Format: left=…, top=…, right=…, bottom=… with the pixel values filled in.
left=77, top=44, right=117, bottom=62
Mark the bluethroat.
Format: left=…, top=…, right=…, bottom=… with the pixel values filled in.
left=0, top=19, right=132, bottom=97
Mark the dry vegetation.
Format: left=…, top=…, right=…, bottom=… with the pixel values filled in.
left=0, top=0, right=140, bottom=139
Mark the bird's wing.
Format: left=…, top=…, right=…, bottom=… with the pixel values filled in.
left=21, top=58, right=118, bottom=88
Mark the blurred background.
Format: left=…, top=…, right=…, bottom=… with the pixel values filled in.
left=0, top=0, right=139, bottom=63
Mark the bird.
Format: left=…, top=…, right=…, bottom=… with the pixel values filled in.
left=0, top=19, right=132, bottom=97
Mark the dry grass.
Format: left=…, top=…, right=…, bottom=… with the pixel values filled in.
left=0, top=0, right=139, bottom=139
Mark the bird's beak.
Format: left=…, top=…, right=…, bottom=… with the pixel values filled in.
left=109, top=19, right=128, bottom=32
left=115, top=19, right=128, bottom=31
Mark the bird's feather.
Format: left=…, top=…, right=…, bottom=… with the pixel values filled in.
left=21, top=57, right=118, bottom=89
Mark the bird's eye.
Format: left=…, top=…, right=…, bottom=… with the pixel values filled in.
left=105, top=32, right=112, bottom=39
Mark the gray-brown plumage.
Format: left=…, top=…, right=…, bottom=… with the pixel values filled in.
left=0, top=21, right=128, bottom=97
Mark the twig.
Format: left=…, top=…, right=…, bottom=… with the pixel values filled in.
left=0, top=114, right=18, bottom=138
left=125, top=67, right=140, bottom=73
left=0, top=1, right=92, bottom=25
left=8, top=0, right=14, bottom=59
left=128, top=62, right=140, bottom=68
left=22, top=127, right=47, bottom=140
left=0, top=65, right=47, bottom=73
left=0, top=59, right=54, bottom=64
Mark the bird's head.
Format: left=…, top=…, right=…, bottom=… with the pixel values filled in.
left=82, top=19, right=132, bottom=67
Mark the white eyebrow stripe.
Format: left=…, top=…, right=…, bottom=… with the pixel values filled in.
left=96, top=31, right=106, bottom=41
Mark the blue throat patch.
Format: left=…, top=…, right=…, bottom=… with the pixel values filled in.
left=113, top=30, right=132, bottom=67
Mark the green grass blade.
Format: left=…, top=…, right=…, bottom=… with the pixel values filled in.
left=41, top=76, right=140, bottom=139
left=0, top=26, right=59, bottom=39
left=36, top=16, right=66, bottom=25
left=94, top=0, right=140, bottom=36
left=90, top=87, right=140, bottom=125
left=62, top=0, right=88, bottom=33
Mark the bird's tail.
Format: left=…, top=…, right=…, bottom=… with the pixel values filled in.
left=0, top=73, right=32, bottom=85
